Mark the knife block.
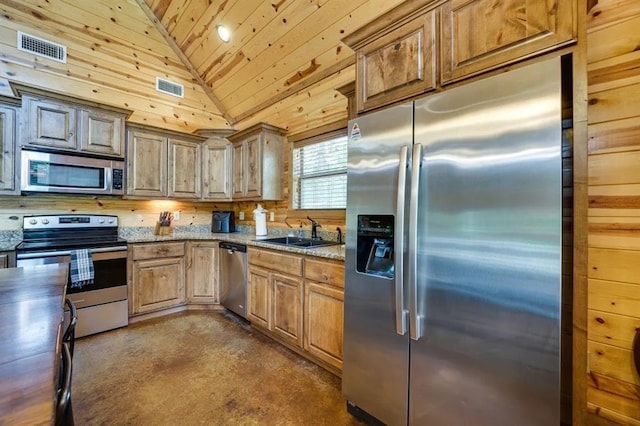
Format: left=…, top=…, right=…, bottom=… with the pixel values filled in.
left=154, top=222, right=171, bottom=236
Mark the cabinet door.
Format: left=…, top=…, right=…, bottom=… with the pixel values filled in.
left=304, top=281, right=344, bottom=370
left=232, top=142, right=245, bottom=198
left=244, top=136, right=262, bottom=198
left=357, top=10, right=437, bottom=112
left=441, top=0, right=575, bottom=83
left=0, top=106, right=16, bottom=192
left=272, top=273, right=303, bottom=348
left=79, top=108, right=125, bottom=157
left=132, top=257, right=186, bottom=314
left=168, top=138, right=201, bottom=199
left=247, top=266, right=271, bottom=329
left=126, top=130, right=167, bottom=197
left=27, top=98, right=77, bottom=149
left=186, top=242, right=218, bottom=303
left=202, top=141, right=232, bottom=200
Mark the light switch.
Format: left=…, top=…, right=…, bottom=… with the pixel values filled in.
left=173, top=211, right=180, bottom=221
left=239, top=211, right=245, bottom=220
left=269, top=211, right=275, bottom=222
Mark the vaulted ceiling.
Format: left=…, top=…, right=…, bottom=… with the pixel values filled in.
left=0, top=0, right=406, bottom=135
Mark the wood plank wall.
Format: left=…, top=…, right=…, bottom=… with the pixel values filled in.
left=586, top=1, right=640, bottom=424
left=0, top=139, right=346, bottom=234
left=0, top=196, right=230, bottom=231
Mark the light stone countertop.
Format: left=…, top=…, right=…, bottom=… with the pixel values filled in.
left=122, top=230, right=345, bottom=261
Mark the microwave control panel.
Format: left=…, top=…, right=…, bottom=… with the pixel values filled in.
left=112, top=169, right=123, bottom=190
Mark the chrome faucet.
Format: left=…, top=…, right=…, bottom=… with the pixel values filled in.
left=307, top=216, right=321, bottom=240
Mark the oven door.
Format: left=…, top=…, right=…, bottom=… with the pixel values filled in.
left=17, top=246, right=128, bottom=337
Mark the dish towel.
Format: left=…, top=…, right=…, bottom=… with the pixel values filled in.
left=70, top=249, right=94, bottom=289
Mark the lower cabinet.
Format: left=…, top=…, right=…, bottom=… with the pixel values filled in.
left=186, top=241, right=219, bottom=304
left=129, top=242, right=186, bottom=315
left=304, top=257, right=345, bottom=371
left=248, top=248, right=304, bottom=349
left=248, top=247, right=344, bottom=372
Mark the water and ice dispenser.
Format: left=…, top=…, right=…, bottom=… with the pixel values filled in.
left=356, top=215, right=394, bottom=279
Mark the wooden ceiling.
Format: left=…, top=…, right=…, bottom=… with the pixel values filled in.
left=0, top=0, right=406, bottom=135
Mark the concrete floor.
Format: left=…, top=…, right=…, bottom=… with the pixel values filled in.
left=73, top=311, right=361, bottom=425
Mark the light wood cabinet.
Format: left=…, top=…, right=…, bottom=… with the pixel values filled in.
left=247, top=265, right=271, bottom=329
left=127, top=130, right=166, bottom=197
left=345, top=8, right=437, bottom=112
left=248, top=247, right=344, bottom=370
left=168, top=138, right=201, bottom=199
left=0, top=251, right=15, bottom=268
left=0, top=104, right=17, bottom=193
left=304, top=281, right=344, bottom=370
left=126, top=126, right=205, bottom=199
left=21, top=92, right=127, bottom=157
left=186, top=241, right=219, bottom=304
left=304, top=257, right=344, bottom=371
left=272, top=272, right=304, bottom=348
left=343, top=0, right=575, bottom=110
left=440, top=0, right=575, bottom=83
left=247, top=247, right=304, bottom=348
left=129, top=242, right=186, bottom=315
left=201, top=139, right=232, bottom=201
left=227, top=123, right=286, bottom=201
left=79, top=107, right=125, bottom=157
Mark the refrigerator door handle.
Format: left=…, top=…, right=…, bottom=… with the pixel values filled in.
left=409, top=143, right=423, bottom=341
left=395, top=145, right=409, bottom=335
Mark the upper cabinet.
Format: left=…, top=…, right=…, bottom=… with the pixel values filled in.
left=126, top=126, right=204, bottom=200
left=18, top=89, right=129, bottom=158
left=0, top=101, right=18, bottom=194
left=197, top=129, right=234, bottom=201
left=440, top=0, right=576, bottom=83
left=343, top=0, right=576, bottom=112
left=343, top=8, right=437, bottom=112
left=227, top=123, right=286, bottom=201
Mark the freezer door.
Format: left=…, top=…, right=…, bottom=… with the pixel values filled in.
left=343, top=102, right=413, bottom=426
left=410, top=58, right=562, bottom=425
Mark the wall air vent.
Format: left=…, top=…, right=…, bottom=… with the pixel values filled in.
left=17, top=31, right=67, bottom=63
left=155, top=77, right=184, bottom=98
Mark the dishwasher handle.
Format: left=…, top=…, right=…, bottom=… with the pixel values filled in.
left=219, top=242, right=247, bottom=253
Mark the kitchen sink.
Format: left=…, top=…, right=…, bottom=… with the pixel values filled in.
left=255, top=237, right=341, bottom=248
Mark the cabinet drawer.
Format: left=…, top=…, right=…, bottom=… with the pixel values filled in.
left=131, top=242, right=185, bottom=260
left=248, top=247, right=303, bottom=277
left=304, top=258, right=344, bottom=289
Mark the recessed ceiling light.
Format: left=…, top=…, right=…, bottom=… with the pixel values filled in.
left=216, top=25, right=230, bottom=43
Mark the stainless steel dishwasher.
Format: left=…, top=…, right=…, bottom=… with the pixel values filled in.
left=219, top=242, right=248, bottom=318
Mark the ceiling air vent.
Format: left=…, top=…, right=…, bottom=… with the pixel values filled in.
left=156, top=77, right=184, bottom=98
left=17, top=31, right=67, bottom=63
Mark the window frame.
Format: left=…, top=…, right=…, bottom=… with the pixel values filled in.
left=287, top=122, right=347, bottom=221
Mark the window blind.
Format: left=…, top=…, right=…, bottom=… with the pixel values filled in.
left=292, top=134, right=347, bottom=209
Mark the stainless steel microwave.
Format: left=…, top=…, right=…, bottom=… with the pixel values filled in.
left=21, top=149, right=124, bottom=195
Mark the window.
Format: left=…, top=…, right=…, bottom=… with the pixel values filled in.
left=292, top=132, right=347, bottom=209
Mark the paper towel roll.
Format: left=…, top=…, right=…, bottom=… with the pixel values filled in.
left=253, top=204, right=267, bottom=236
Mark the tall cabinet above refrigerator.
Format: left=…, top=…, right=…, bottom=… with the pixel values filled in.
left=343, top=57, right=565, bottom=425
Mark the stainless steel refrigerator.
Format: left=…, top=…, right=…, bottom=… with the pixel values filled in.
left=343, top=57, right=563, bottom=425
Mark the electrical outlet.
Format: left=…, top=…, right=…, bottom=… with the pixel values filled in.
left=239, top=211, right=245, bottom=220
left=173, top=211, right=180, bottom=221
left=269, top=211, right=275, bottom=222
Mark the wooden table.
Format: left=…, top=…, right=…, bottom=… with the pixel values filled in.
left=0, top=264, right=69, bottom=426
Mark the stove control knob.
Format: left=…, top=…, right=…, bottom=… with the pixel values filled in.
left=29, top=219, right=37, bottom=225
left=98, top=219, right=105, bottom=224
left=108, top=219, right=115, bottom=224
left=42, top=219, right=49, bottom=225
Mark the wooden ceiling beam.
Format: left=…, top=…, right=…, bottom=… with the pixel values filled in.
left=232, top=56, right=355, bottom=125
left=134, top=0, right=235, bottom=127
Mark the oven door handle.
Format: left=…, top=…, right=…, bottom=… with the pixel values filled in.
left=17, top=246, right=128, bottom=259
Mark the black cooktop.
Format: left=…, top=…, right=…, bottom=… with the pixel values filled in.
left=16, top=237, right=128, bottom=252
